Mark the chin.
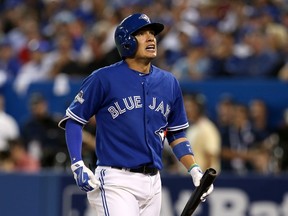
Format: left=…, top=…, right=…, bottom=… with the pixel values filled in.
left=147, top=53, right=157, bottom=58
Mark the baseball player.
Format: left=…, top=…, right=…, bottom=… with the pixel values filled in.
left=59, top=13, right=213, bottom=216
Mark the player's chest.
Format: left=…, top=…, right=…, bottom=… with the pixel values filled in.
left=104, top=79, right=172, bottom=119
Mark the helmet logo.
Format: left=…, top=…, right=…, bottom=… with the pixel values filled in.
left=139, top=14, right=150, bottom=23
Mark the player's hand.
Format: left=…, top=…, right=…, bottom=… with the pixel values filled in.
left=71, top=160, right=99, bottom=192
left=189, top=164, right=214, bottom=202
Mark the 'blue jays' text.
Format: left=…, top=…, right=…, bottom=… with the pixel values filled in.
left=108, top=96, right=171, bottom=119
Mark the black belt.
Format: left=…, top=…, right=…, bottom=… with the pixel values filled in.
left=111, top=166, right=158, bottom=176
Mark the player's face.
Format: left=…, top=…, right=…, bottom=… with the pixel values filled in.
left=134, top=28, right=157, bottom=59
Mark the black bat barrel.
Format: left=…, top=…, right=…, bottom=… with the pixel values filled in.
left=181, top=168, right=217, bottom=216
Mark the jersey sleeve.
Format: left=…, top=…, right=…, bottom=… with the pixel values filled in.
left=166, top=78, right=189, bottom=132
left=59, top=72, right=105, bottom=129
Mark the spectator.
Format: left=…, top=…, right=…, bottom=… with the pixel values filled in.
left=79, top=20, right=121, bottom=76
left=2, top=3, right=36, bottom=56
left=0, top=94, right=20, bottom=152
left=219, top=100, right=274, bottom=174
left=171, top=38, right=211, bottom=81
left=278, top=29, right=288, bottom=80
left=248, top=99, right=277, bottom=174
left=8, top=138, right=40, bottom=173
left=0, top=38, right=21, bottom=84
left=0, top=151, right=14, bottom=172
left=207, top=32, right=234, bottom=78
left=47, top=33, right=82, bottom=79
left=15, top=16, right=44, bottom=64
left=215, top=95, right=235, bottom=168
left=50, top=10, right=87, bottom=52
left=275, top=108, right=288, bottom=172
left=278, top=63, right=288, bottom=81
left=226, top=30, right=282, bottom=78
left=2, top=0, right=288, bottom=81
left=220, top=102, right=255, bottom=174
left=183, top=93, right=221, bottom=172
left=159, top=21, right=199, bottom=67
left=20, top=92, right=67, bottom=169
left=249, top=99, right=272, bottom=145
left=13, top=39, right=52, bottom=95
left=162, top=92, right=223, bottom=175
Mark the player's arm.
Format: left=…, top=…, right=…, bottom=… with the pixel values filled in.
left=65, top=118, right=99, bottom=192
left=167, top=130, right=213, bottom=201
left=166, top=130, right=196, bottom=169
left=169, top=137, right=196, bottom=169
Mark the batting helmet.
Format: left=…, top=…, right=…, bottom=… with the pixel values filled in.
left=114, top=13, right=164, bottom=58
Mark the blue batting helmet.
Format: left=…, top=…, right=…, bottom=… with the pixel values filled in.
left=114, top=13, right=164, bottom=58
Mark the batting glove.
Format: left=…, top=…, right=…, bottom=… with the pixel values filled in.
left=189, top=164, right=214, bottom=202
left=71, top=160, right=99, bottom=192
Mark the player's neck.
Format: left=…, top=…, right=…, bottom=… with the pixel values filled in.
left=125, top=58, right=151, bottom=74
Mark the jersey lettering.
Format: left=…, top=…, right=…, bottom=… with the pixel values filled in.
left=114, top=102, right=126, bottom=114
left=108, top=96, right=142, bottom=119
left=123, top=97, right=135, bottom=110
left=108, top=106, right=119, bottom=119
left=150, top=97, right=171, bottom=118
left=134, top=96, right=142, bottom=108
left=164, top=104, right=170, bottom=118
left=155, top=101, right=165, bottom=115
left=108, top=96, right=170, bottom=119
left=148, top=97, right=156, bottom=109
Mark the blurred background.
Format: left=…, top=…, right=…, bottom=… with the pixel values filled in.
left=0, top=0, right=288, bottom=215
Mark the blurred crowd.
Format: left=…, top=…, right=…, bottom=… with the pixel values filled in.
left=0, top=0, right=288, bottom=175
left=162, top=92, right=288, bottom=176
left=1, top=0, right=288, bottom=89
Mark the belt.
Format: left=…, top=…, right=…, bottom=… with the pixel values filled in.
left=111, top=166, right=158, bottom=176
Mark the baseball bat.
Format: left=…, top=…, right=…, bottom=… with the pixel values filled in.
left=181, top=168, right=217, bottom=216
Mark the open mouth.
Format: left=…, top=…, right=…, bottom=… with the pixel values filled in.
left=146, top=44, right=155, bottom=51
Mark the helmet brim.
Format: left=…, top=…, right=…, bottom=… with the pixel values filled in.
left=132, top=23, right=164, bottom=36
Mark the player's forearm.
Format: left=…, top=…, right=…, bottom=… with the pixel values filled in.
left=180, top=154, right=197, bottom=171
left=169, top=137, right=196, bottom=171
left=65, top=119, right=83, bottom=163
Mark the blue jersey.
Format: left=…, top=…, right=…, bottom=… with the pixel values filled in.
left=60, top=61, right=188, bottom=170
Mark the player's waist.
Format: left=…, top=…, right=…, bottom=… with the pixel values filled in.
left=111, top=165, right=159, bottom=176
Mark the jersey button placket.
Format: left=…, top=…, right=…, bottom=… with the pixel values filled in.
left=146, top=87, right=150, bottom=125
left=143, top=78, right=150, bottom=145
left=144, top=80, right=150, bottom=125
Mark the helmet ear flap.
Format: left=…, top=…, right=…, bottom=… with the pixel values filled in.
left=121, top=35, right=137, bottom=57
left=115, top=27, right=137, bottom=58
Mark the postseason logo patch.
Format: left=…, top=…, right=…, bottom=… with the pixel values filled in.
left=74, top=90, right=85, bottom=104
